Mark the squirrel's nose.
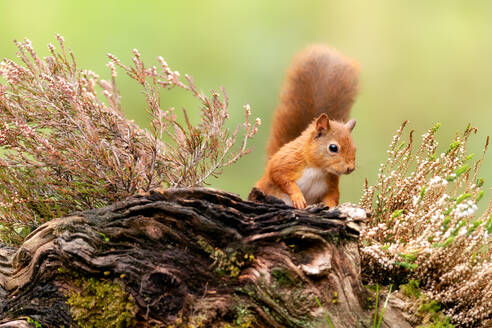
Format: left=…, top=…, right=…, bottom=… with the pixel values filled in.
left=346, top=166, right=355, bottom=174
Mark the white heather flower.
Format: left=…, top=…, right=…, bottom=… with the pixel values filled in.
left=437, top=194, right=448, bottom=206
left=244, top=104, right=251, bottom=116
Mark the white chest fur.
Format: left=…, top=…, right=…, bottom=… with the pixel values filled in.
left=296, top=167, right=329, bottom=204
left=277, top=167, right=329, bottom=206
left=296, top=167, right=328, bottom=204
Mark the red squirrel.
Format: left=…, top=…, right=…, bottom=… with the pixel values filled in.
left=254, top=45, right=359, bottom=209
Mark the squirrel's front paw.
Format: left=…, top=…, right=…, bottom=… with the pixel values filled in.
left=290, top=192, right=307, bottom=209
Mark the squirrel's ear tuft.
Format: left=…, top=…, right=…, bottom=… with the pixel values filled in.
left=315, top=114, right=330, bottom=132
left=346, top=119, right=356, bottom=132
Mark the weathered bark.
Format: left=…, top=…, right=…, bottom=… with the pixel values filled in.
left=0, top=188, right=411, bottom=327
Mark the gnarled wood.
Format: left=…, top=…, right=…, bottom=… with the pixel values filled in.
left=0, top=188, right=411, bottom=327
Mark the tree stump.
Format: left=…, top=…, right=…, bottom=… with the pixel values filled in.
left=0, top=188, right=411, bottom=327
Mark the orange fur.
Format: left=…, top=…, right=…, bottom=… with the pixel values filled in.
left=267, top=44, right=359, bottom=158
left=255, top=45, right=359, bottom=209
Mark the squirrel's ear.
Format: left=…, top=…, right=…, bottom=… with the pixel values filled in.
left=346, top=119, right=356, bottom=132
left=316, top=114, right=330, bottom=132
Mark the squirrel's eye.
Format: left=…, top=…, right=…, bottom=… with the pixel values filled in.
left=329, top=144, right=338, bottom=153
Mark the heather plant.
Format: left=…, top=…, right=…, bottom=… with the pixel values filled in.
left=360, top=121, right=492, bottom=327
left=0, top=36, right=259, bottom=243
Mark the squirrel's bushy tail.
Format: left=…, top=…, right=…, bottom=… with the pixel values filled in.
left=267, top=45, right=359, bottom=158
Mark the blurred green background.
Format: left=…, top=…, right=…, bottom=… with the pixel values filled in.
left=1, top=0, right=492, bottom=204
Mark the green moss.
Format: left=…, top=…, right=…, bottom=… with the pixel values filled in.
left=418, top=299, right=441, bottom=314
left=26, top=317, right=43, bottom=328
left=166, top=301, right=255, bottom=328
left=166, top=315, right=205, bottom=328
left=415, top=298, right=454, bottom=328
left=222, top=322, right=252, bottom=328
left=417, top=317, right=454, bottom=328
left=271, top=267, right=297, bottom=288
left=398, top=280, right=454, bottom=328
left=400, top=279, right=421, bottom=298
left=66, top=276, right=137, bottom=328
left=197, top=237, right=255, bottom=277
left=223, top=304, right=255, bottom=328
